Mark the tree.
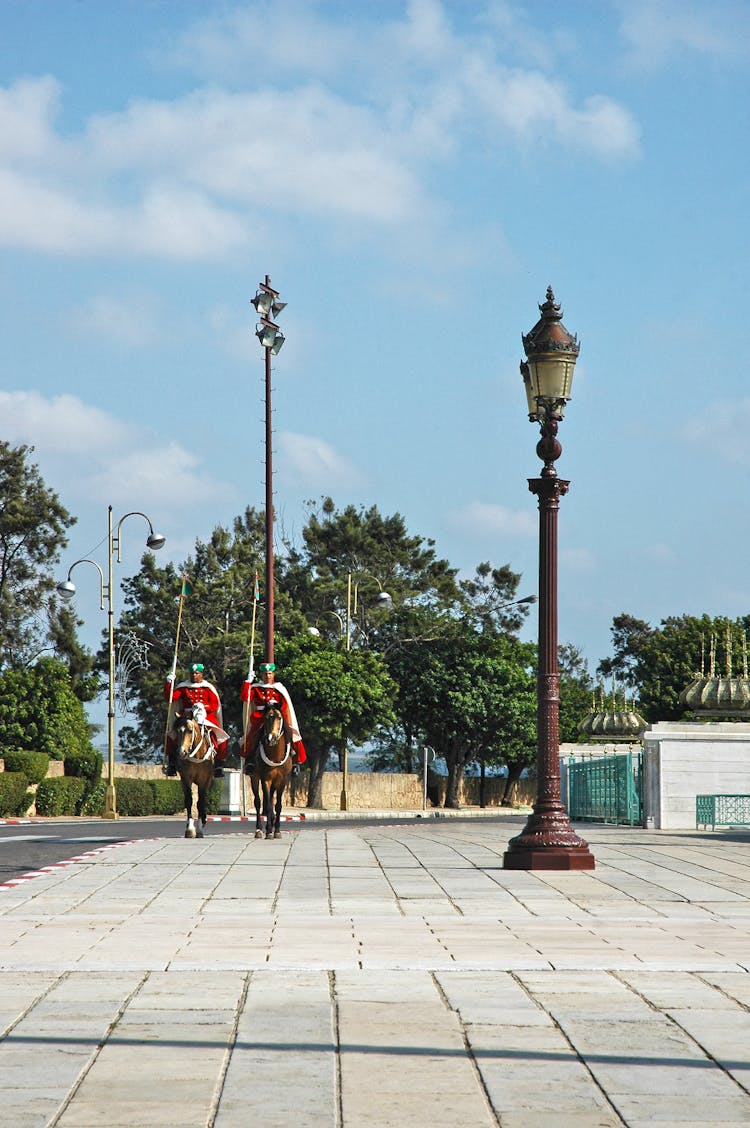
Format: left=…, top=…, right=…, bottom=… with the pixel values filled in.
left=559, top=642, right=595, bottom=743
left=386, top=619, right=536, bottom=807
left=0, top=441, right=91, bottom=680
left=285, top=497, right=462, bottom=645
left=113, top=508, right=271, bottom=760
left=0, top=657, right=95, bottom=760
left=597, top=612, right=748, bottom=722
left=276, top=634, right=396, bottom=807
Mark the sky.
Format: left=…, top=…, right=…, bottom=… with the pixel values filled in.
left=1, top=0, right=749, bottom=735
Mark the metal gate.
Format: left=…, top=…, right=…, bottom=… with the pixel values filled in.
left=567, top=752, right=643, bottom=825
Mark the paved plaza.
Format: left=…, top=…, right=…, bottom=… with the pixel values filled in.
left=1, top=815, right=749, bottom=1126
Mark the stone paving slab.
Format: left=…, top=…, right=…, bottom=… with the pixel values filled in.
left=0, top=820, right=749, bottom=1125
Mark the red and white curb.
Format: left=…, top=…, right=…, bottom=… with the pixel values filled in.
left=207, top=814, right=306, bottom=823
left=0, top=818, right=35, bottom=825
left=0, top=840, right=137, bottom=891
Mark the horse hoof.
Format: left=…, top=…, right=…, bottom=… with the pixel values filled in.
left=274, top=830, right=282, bottom=839
left=255, top=830, right=264, bottom=839
left=184, top=828, right=196, bottom=839
left=196, top=827, right=204, bottom=838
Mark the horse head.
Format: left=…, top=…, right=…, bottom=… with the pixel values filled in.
left=177, top=705, right=212, bottom=762
left=262, top=702, right=286, bottom=747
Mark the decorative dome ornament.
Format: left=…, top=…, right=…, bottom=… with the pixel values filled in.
left=680, top=623, right=750, bottom=718
left=578, top=683, right=647, bottom=742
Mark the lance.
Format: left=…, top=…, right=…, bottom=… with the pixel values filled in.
left=163, top=574, right=190, bottom=767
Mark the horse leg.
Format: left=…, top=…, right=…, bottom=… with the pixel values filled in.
left=196, top=777, right=207, bottom=838
left=252, top=778, right=263, bottom=839
left=273, top=783, right=284, bottom=839
left=263, top=779, right=273, bottom=839
left=182, top=774, right=196, bottom=839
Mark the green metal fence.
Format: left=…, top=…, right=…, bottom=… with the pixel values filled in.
left=567, top=752, right=643, bottom=826
left=696, top=794, right=750, bottom=830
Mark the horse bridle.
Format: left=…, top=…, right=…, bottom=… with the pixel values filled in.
left=178, top=708, right=214, bottom=762
left=258, top=706, right=291, bottom=767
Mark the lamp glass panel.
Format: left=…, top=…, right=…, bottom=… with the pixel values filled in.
left=257, top=326, right=276, bottom=348
left=270, top=333, right=285, bottom=355
left=529, top=354, right=575, bottom=402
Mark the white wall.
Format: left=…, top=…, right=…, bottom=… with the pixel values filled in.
left=642, top=722, right=750, bottom=830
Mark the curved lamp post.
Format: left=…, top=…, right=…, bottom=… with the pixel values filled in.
left=58, top=506, right=165, bottom=820
left=252, top=276, right=286, bottom=668
left=503, top=288, right=595, bottom=871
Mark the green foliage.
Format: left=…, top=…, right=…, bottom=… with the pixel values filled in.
left=558, top=643, right=595, bottom=743
left=113, top=778, right=154, bottom=816
left=0, top=657, right=95, bottom=760
left=80, top=781, right=106, bottom=816
left=1, top=749, right=49, bottom=784
left=149, top=778, right=187, bottom=815
left=386, top=615, right=537, bottom=807
left=0, top=440, right=79, bottom=669
left=35, top=776, right=86, bottom=816
left=597, top=612, right=748, bottom=722
left=64, top=748, right=103, bottom=783
left=0, top=771, right=31, bottom=816
left=277, top=633, right=397, bottom=807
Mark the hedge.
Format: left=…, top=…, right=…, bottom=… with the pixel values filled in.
left=113, top=778, right=154, bottom=817
left=79, top=781, right=107, bottom=817
left=64, top=749, right=103, bottom=783
left=0, top=771, right=31, bottom=817
left=35, top=777, right=86, bottom=817
left=150, top=778, right=187, bottom=815
left=2, top=749, right=50, bottom=785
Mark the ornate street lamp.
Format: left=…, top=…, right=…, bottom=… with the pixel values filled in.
left=252, top=275, right=285, bottom=667
left=503, top=288, right=595, bottom=870
left=58, top=506, right=165, bottom=820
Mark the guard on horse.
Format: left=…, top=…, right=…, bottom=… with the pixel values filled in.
left=163, top=662, right=229, bottom=777
left=240, top=662, right=307, bottom=771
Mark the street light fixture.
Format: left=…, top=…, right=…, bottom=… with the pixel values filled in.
left=503, top=288, right=595, bottom=871
left=57, top=506, right=166, bottom=820
left=252, top=275, right=286, bottom=666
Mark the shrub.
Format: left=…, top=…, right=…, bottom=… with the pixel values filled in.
left=113, top=778, right=154, bottom=817
left=35, top=777, right=86, bottom=817
left=64, top=749, right=103, bottom=783
left=2, top=749, right=50, bottom=785
left=0, top=771, right=31, bottom=817
left=207, top=779, right=222, bottom=814
left=79, top=781, right=107, bottom=817
left=150, top=778, right=186, bottom=815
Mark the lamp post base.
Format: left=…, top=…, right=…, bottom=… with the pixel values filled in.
left=503, top=844, right=595, bottom=870
left=103, top=784, right=119, bottom=820
left=503, top=808, right=595, bottom=870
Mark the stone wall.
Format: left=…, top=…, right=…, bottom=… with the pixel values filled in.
left=642, top=722, right=750, bottom=830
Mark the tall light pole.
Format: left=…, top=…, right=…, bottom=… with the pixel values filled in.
left=252, top=276, right=285, bottom=667
left=58, top=506, right=165, bottom=820
left=503, top=288, right=595, bottom=871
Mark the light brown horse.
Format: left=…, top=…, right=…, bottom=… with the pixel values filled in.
left=176, top=711, right=216, bottom=839
left=248, top=702, right=292, bottom=839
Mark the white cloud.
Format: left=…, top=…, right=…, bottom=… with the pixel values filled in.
left=0, top=391, right=229, bottom=509
left=0, top=4, right=641, bottom=259
left=450, top=501, right=536, bottom=537
left=617, top=0, right=750, bottom=69
left=278, top=432, right=363, bottom=489
left=67, top=295, right=167, bottom=348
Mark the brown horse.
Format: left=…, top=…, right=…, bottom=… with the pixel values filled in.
left=248, top=702, right=292, bottom=839
left=176, top=710, right=216, bottom=839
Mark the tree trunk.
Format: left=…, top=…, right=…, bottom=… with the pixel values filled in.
left=444, top=750, right=465, bottom=809
left=501, top=761, right=525, bottom=806
left=305, top=742, right=327, bottom=808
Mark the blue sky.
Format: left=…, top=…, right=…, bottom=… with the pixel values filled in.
left=1, top=0, right=748, bottom=712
